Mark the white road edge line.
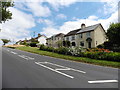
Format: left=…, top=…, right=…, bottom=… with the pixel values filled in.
left=35, top=62, right=74, bottom=79
left=88, top=80, right=118, bottom=83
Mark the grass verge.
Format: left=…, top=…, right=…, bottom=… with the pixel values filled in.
left=16, top=46, right=120, bottom=68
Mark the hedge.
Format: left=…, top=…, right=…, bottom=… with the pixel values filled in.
left=39, top=45, right=120, bottom=62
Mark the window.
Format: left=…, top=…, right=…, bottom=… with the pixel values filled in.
left=72, top=42, right=76, bottom=46
left=66, top=37, right=69, bottom=41
left=86, top=32, right=91, bottom=37
left=52, top=37, right=53, bottom=40
left=80, top=41, right=84, bottom=46
left=96, top=41, right=97, bottom=45
left=72, top=35, right=75, bottom=40
left=79, top=33, right=83, bottom=38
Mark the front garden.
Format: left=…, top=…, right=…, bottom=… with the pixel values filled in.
left=39, top=45, right=120, bottom=62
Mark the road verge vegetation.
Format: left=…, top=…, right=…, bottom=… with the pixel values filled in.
left=16, top=46, right=120, bottom=68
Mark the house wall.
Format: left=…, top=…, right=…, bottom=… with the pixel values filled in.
left=47, top=35, right=64, bottom=48
left=64, top=35, right=77, bottom=47
left=76, top=31, right=94, bottom=48
left=38, top=36, right=47, bottom=45
left=94, top=25, right=107, bottom=47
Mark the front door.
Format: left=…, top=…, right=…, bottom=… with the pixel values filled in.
left=88, top=42, right=91, bottom=48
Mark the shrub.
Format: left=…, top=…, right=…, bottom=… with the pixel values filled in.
left=97, top=44, right=104, bottom=48
left=46, top=47, right=55, bottom=52
left=30, top=42, right=38, bottom=47
left=39, top=45, right=120, bottom=62
left=56, top=47, right=69, bottom=55
left=26, top=43, right=30, bottom=46
left=39, top=44, right=47, bottom=50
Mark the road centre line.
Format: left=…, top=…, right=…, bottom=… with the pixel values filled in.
left=18, top=55, right=29, bottom=60
left=10, top=51, right=17, bottom=55
left=35, top=62, right=74, bottom=79
left=88, top=80, right=118, bottom=84
left=55, top=68, right=71, bottom=71
left=41, top=62, right=86, bottom=74
left=7, top=50, right=10, bottom=52
left=18, top=55, right=34, bottom=60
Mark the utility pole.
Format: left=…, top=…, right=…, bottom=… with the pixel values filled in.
left=118, top=1, right=120, bottom=23
left=33, top=31, right=36, bottom=38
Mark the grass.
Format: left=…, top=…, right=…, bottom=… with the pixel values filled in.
left=16, top=46, right=120, bottom=68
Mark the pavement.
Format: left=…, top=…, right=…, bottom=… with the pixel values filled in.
left=2, top=47, right=119, bottom=89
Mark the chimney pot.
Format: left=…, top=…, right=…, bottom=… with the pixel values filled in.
left=81, top=23, right=86, bottom=29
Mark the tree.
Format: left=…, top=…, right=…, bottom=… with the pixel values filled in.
left=0, top=0, right=14, bottom=23
left=30, top=38, right=39, bottom=43
left=56, top=40, right=63, bottom=47
left=1, top=39, right=10, bottom=45
left=107, top=23, right=120, bottom=46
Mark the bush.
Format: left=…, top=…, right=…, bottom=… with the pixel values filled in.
left=39, top=44, right=47, bottom=50
left=46, top=47, right=55, bottom=52
left=39, top=45, right=120, bottom=62
left=97, top=44, right=104, bottom=48
left=30, top=42, right=38, bottom=47
left=57, top=47, right=69, bottom=55
left=26, top=43, right=30, bottom=46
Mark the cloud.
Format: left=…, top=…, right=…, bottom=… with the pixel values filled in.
left=26, top=2, right=51, bottom=17
left=56, top=14, right=67, bottom=19
left=0, top=7, right=35, bottom=44
left=100, top=0, right=119, bottom=15
left=88, top=15, right=98, bottom=20
left=38, top=19, right=55, bottom=26
left=14, top=1, right=51, bottom=17
left=41, top=11, right=118, bottom=37
left=44, top=0, right=79, bottom=11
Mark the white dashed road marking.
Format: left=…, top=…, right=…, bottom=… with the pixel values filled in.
left=7, top=50, right=10, bottom=52
left=88, top=80, right=118, bottom=84
left=10, top=51, right=17, bottom=55
left=18, top=55, right=34, bottom=60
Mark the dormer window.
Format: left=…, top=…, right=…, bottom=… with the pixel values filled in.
left=72, top=35, right=75, bottom=40
left=79, top=33, right=83, bottom=38
left=66, top=37, right=69, bottom=41
left=86, top=32, right=91, bottom=37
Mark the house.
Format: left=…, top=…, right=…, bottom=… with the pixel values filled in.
left=64, top=23, right=107, bottom=48
left=16, top=33, right=47, bottom=46
left=30, top=33, right=47, bottom=45
left=37, top=34, right=47, bottom=45
left=64, top=29, right=80, bottom=47
left=16, top=40, right=22, bottom=45
left=46, top=33, right=65, bottom=48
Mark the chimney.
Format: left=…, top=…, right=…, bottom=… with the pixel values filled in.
left=81, top=23, right=86, bottom=29
left=38, top=33, right=41, bottom=37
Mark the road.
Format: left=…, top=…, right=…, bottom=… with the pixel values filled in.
left=2, top=47, right=119, bottom=89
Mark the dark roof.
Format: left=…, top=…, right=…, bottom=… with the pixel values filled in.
left=55, top=33, right=64, bottom=37
left=46, top=38, right=51, bottom=40
left=64, top=23, right=102, bottom=37
left=64, top=29, right=80, bottom=37
left=46, top=33, right=65, bottom=40
left=77, top=23, right=100, bottom=34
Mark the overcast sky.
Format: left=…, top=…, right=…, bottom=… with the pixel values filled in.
left=0, top=0, right=119, bottom=45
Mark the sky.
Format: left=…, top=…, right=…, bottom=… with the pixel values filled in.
left=0, top=0, right=119, bottom=45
